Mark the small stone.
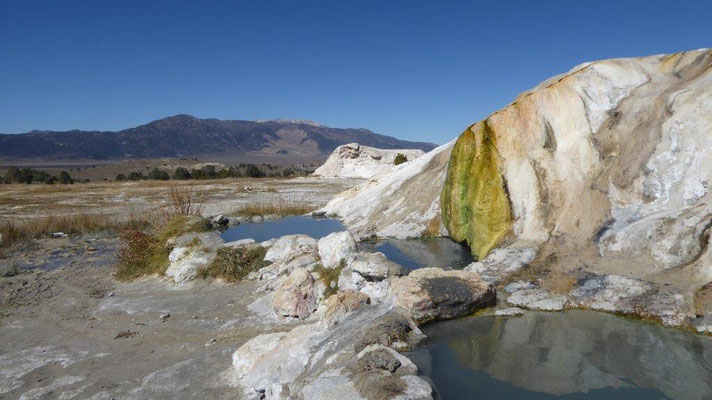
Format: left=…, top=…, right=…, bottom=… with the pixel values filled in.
left=210, top=215, right=230, bottom=226
left=51, top=232, right=67, bottom=239
left=107, top=292, right=115, bottom=297
left=205, top=338, right=217, bottom=346
left=159, top=313, right=170, bottom=322
left=494, top=307, right=525, bottom=317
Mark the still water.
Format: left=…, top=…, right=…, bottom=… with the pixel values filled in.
left=220, top=216, right=473, bottom=270
left=221, top=217, right=712, bottom=399
left=406, top=310, right=712, bottom=400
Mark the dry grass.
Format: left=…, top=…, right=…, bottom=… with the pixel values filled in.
left=0, top=213, right=139, bottom=251
left=197, top=246, right=267, bottom=282
left=115, top=188, right=209, bottom=280
left=114, top=214, right=210, bottom=281
left=313, top=259, right=345, bottom=297
left=231, top=198, right=315, bottom=217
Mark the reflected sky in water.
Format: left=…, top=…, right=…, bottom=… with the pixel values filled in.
left=406, top=311, right=712, bottom=400
left=359, top=238, right=474, bottom=270
left=221, top=217, right=474, bottom=270
left=220, top=216, right=344, bottom=242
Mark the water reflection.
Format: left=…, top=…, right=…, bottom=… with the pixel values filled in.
left=359, top=238, right=474, bottom=270
left=220, top=216, right=345, bottom=242
left=407, top=311, right=712, bottom=400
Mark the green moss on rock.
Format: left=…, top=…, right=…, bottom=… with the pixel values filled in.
left=441, top=120, right=512, bottom=259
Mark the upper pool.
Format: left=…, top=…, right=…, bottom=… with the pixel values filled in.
left=221, top=216, right=345, bottom=243
left=220, top=216, right=473, bottom=270
left=405, top=310, right=712, bottom=400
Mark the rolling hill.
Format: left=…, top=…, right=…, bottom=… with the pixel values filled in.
left=0, top=114, right=436, bottom=161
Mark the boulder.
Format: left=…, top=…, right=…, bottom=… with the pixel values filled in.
left=337, top=251, right=409, bottom=303
left=464, top=247, right=536, bottom=284
left=164, top=231, right=224, bottom=284
left=232, top=301, right=430, bottom=400
left=317, top=231, right=358, bottom=269
left=694, top=314, right=712, bottom=334
left=209, top=214, right=229, bottom=227
left=232, top=332, right=288, bottom=380
left=264, top=234, right=317, bottom=263
left=222, top=238, right=256, bottom=248
left=389, top=268, right=496, bottom=324
left=320, top=290, right=371, bottom=327
left=351, top=251, right=408, bottom=281
left=506, top=287, right=568, bottom=311
left=272, top=268, right=322, bottom=319
left=256, top=251, right=319, bottom=282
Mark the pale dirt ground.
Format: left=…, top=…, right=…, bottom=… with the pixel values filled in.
left=0, top=177, right=359, bottom=400
left=0, top=177, right=360, bottom=220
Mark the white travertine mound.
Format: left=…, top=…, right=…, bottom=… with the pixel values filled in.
left=318, top=140, right=454, bottom=240
left=321, top=48, right=712, bottom=326
left=313, top=143, right=424, bottom=179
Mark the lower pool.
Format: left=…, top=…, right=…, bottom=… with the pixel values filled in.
left=405, top=310, right=712, bottom=400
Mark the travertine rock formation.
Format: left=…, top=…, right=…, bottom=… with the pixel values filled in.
left=313, top=143, right=424, bottom=179
left=319, top=141, right=454, bottom=239
left=323, top=48, right=712, bottom=325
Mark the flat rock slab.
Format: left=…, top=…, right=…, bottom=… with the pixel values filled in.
left=389, top=268, right=496, bottom=325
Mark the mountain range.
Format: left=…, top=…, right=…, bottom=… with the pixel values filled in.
left=0, top=114, right=436, bottom=160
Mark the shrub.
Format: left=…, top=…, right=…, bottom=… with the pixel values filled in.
left=115, top=226, right=169, bottom=280
left=127, top=171, right=145, bottom=181
left=198, top=246, right=267, bottom=282
left=172, top=167, right=192, bottom=180
left=245, top=164, right=265, bottom=178
left=394, top=153, right=408, bottom=165
left=147, top=168, right=170, bottom=181
left=115, top=173, right=127, bottom=181
left=115, top=214, right=209, bottom=281
left=58, top=171, right=74, bottom=184
left=313, top=259, right=345, bottom=297
left=165, top=187, right=204, bottom=217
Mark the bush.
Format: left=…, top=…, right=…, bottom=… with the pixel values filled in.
left=115, top=226, right=168, bottom=280
left=115, top=173, right=127, bottom=181
left=127, top=171, right=145, bottom=181
left=198, top=246, right=267, bottom=282
left=3, top=166, right=58, bottom=184
left=172, top=167, right=191, bottom=180
left=58, top=171, right=74, bottom=184
left=394, top=153, right=408, bottom=165
left=115, top=214, right=210, bottom=281
left=313, top=259, right=345, bottom=297
left=147, top=168, right=170, bottom=181
left=245, top=164, right=265, bottom=178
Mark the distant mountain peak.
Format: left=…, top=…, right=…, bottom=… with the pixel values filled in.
left=257, top=118, right=323, bottom=127
left=0, top=115, right=436, bottom=161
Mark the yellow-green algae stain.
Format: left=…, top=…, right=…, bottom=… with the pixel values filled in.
left=441, top=120, right=513, bottom=260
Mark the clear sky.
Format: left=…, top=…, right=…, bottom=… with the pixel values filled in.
left=1, top=0, right=710, bottom=144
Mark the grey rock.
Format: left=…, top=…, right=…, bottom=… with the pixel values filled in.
left=389, top=268, right=496, bottom=325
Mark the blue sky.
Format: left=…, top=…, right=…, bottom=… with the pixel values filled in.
left=1, top=0, right=710, bottom=144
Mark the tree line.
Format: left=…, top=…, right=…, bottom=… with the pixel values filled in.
left=114, top=164, right=305, bottom=182
left=1, top=167, right=75, bottom=184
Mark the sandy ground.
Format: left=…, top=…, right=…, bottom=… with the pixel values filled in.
left=0, top=177, right=359, bottom=400
left=0, top=177, right=360, bottom=220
